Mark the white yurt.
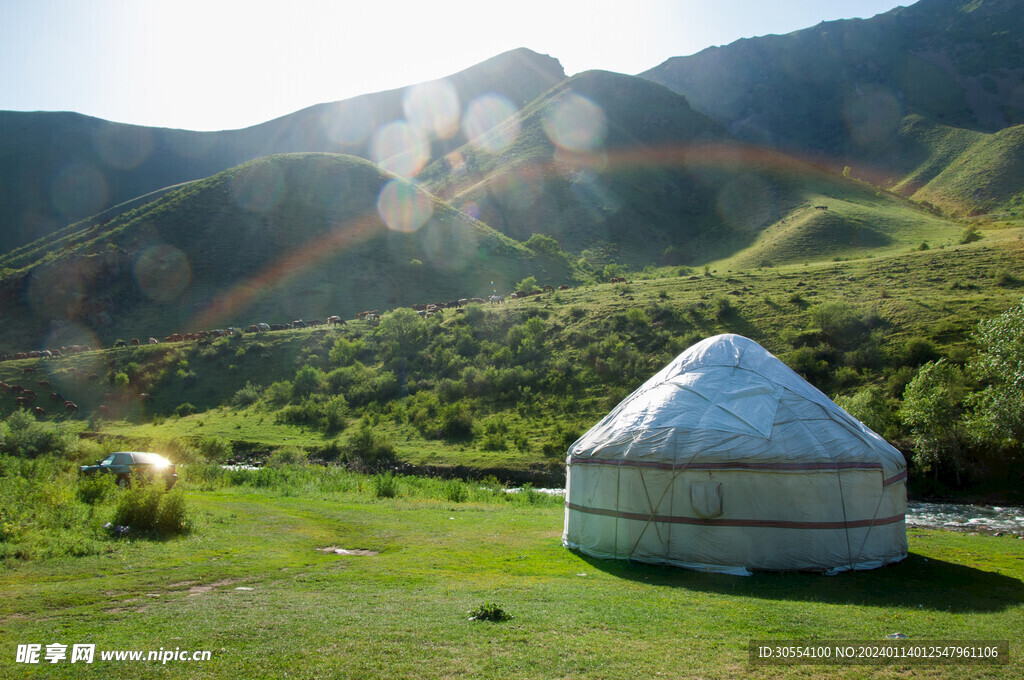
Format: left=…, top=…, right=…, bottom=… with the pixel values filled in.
left=563, top=334, right=907, bottom=575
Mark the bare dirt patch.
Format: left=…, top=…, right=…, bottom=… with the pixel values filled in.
left=187, top=578, right=241, bottom=596
left=316, top=546, right=379, bottom=556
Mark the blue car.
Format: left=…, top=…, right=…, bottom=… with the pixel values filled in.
left=80, top=451, right=177, bottom=489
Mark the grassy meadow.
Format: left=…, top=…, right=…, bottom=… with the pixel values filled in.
left=1, top=223, right=1023, bottom=679
left=0, top=466, right=1021, bottom=679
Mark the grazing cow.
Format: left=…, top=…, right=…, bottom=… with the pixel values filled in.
left=488, top=295, right=504, bottom=305
left=65, top=401, right=78, bottom=413
left=114, top=340, right=127, bottom=348
left=15, top=397, right=29, bottom=409
left=292, top=319, right=306, bottom=328
left=34, top=406, right=45, bottom=418
left=543, top=285, right=554, bottom=292
left=470, top=298, right=485, bottom=304
left=37, top=380, right=50, bottom=389
left=21, top=390, right=36, bottom=402
left=49, top=392, right=64, bottom=402
left=257, top=323, right=271, bottom=332
left=610, top=277, right=628, bottom=283
left=149, top=337, right=159, bottom=344
left=327, top=315, right=345, bottom=326
left=270, top=323, right=289, bottom=331
left=131, top=338, right=141, bottom=346
left=558, top=285, right=569, bottom=290
left=139, top=393, right=152, bottom=403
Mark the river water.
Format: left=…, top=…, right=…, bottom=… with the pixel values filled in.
left=906, top=501, right=1024, bottom=534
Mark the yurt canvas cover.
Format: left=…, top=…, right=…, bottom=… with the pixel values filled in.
left=563, top=334, right=907, bottom=575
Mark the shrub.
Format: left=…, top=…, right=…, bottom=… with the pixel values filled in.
left=76, top=473, right=117, bottom=506
left=372, top=471, right=399, bottom=498
left=267, top=447, right=309, bottom=468
left=293, top=364, right=327, bottom=399
left=232, top=381, right=263, bottom=407
left=174, top=403, right=197, bottom=417
left=834, top=385, right=899, bottom=440
left=900, top=337, right=939, bottom=367
left=443, top=479, right=469, bottom=503
left=0, top=411, right=77, bottom=458
left=437, top=401, right=475, bottom=439
left=467, top=602, right=512, bottom=622
left=959, top=224, right=982, bottom=244
left=112, top=482, right=191, bottom=537
left=344, top=421, right=397, bottom=470
left=198, top=437, right=232, bottom=463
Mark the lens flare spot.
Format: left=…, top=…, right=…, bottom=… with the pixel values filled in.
left=462, top=94, right=519, bottom=153
left=842, top=84, right=901, bottom=150
left=445, top=150, right=467, bottom=177
left=135, top=244, right=191, bottom=302
left=229, top=161, right=284, bottom=212
left=460, top=200, right=480, bottom=221
left=321, top=98, right=375, bottom=146
left=377, top=179, right=433, bottom=233
left=50, top=163, right=109, bottom=220
left=93, top=124, right=154, bottom=170
left=45, top=323, right=102, bottom=370
left=716, top=174, right=776, bottom=234
left=542, top=93, right=607, bottom=154
left=403, top=79, right=461, bottom=140
left=372, top=121, right=430, bottom=177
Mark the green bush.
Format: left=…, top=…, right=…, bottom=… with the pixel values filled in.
left=112, top=481, right=191, bottom=537
left=372, top=471, right=399, bottom=498
left=174, top=402, right=197, bottom=417
left=443, top=479, right=469, bottom=503
left=232, top=381, right=263, bottom=407
left=0, top=411, right=77, bottom=458
left=467, top=602, right=512, bottom=622
left=77, top=473, right=117, bottom=506
left=267, top=447, right=309, bottom=468
left=344, top=421, right=397, bottom=470
left=198, top=436, right=232, bottom=463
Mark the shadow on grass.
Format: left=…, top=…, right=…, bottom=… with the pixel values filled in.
left=578, top=551, right=1023, bottom=613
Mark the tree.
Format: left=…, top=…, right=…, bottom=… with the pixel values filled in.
left=515, top=276, right=538, bottom=294
left=376, top=308, right=423, bottom=360
left=898, top=359, right=971, bottom=483
left=967, top=298, right=1024, bottom=447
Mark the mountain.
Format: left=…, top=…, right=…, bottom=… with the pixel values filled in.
left=420, top=70, right=957, bottom=266
left=0, top=153, right=567, bottom=350
left=0, top=48, right=566, bottom=251
left=640, top=0, right=1024, bottom=214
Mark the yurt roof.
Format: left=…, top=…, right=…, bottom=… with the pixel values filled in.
left=568, top=334, right=905, bottom=475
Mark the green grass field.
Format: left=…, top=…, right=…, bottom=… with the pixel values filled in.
left=0, top=475, right=1020, bottom=679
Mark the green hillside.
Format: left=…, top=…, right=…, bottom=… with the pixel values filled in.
left=422, top=70, right=963, bottom=268
left=640, top=0, right=1024, bottom=216
left=912, top=124, right=1024, bottom=216
left=0, top=49, right=566, bottom=251
left=0, top=153, right=567, bottom=351
left=2, top=230, right=1022, bottom=494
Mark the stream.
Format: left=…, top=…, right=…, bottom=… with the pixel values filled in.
left=906, top=501, right=1024, bottom=535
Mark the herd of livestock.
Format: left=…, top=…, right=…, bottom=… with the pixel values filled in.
left=0, top=285, right=577, bottom=366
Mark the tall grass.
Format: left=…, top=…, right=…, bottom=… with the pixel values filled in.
left=177, top=462, right=562, bottom=507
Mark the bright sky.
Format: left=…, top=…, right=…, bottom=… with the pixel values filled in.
left=0, top=0, right=914, bottom=131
